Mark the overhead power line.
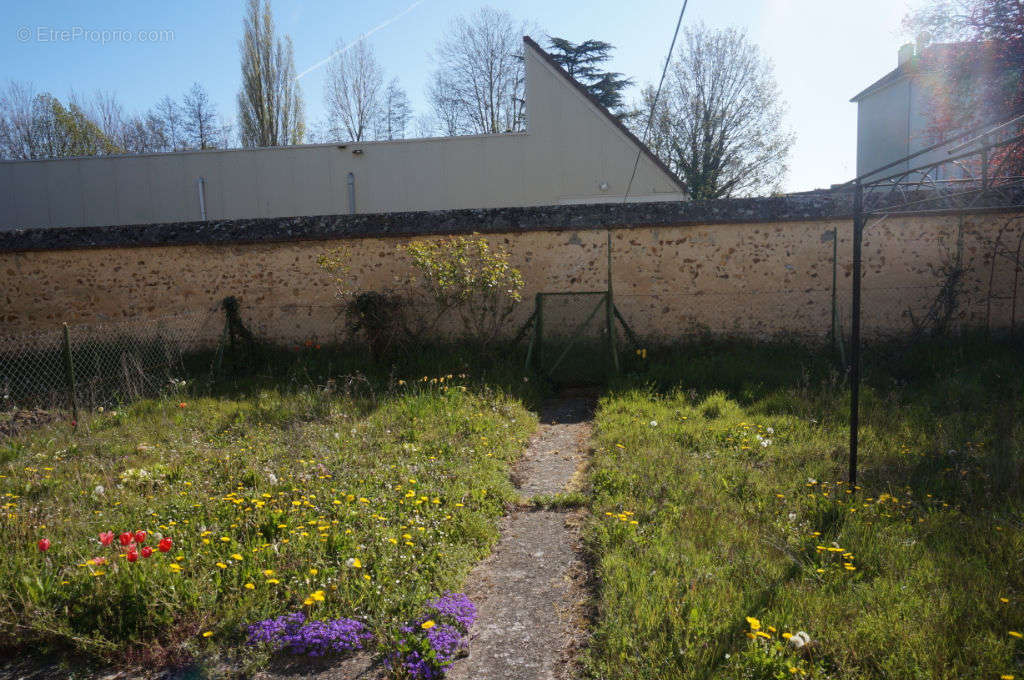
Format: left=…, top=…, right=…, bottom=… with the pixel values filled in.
left=623, top=0, right=689, bottom=203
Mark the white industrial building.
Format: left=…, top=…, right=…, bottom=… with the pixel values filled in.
left=0, top=37, right=686, bottom=230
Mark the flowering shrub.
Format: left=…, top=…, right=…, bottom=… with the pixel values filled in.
left=404, top=236, right=524, bottom=345
left=387, top=592, right=477, bottom=679
left=247, top=612, right=373, bottom=657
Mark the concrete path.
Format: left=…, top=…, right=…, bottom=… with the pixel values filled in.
left=447, top=397, right=593, bottom=680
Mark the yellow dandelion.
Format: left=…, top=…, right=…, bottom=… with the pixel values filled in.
left=746, top=616, right=761, bottom=631
left=216, top=562, right=228, bottom=569
left=202, top=631, right=213, bottom=638
left=421, top=620, right=436, bottom=630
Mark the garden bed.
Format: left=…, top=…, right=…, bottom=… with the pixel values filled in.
left=0, top=360, right=536, bottom=675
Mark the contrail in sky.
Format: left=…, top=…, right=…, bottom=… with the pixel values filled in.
left=295, top=0, right=426, bottom=80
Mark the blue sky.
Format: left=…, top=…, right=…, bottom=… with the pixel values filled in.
left=2, top=0, right=923, bottom=191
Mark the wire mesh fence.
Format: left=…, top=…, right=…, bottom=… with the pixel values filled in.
left=0, top=309, right=221, bottom=412
left=525, top=292, right=631, bottom=383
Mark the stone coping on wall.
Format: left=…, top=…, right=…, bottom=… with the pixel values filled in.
left=5, top=190, right=1023, bottom=254
left=0, top=194, right=856, bottom=253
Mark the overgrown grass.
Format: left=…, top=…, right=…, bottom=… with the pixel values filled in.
left=585, top=336, right=1024, bottom=680
left=0, top=345, right=539, bottom=673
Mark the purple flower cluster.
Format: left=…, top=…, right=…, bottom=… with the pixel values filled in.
left=391, top=649, right=444, bottom=680
left=387, top=592, right=476, bottom=679
left=426, top=591, right=477, bottom=631
left=246, top=611, right=373, bottom=657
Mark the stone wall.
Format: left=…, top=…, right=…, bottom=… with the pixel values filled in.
left=3, top=198, right=1023, bottom=347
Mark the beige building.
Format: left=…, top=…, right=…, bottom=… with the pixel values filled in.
left=851, top=41, right=997, bottom=181
left=0, top=38, right=686, bottom=231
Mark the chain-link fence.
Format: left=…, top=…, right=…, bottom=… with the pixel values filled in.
left=0, top=309, right=220, bottom=412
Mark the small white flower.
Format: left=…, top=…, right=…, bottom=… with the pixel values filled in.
left=788, top=631, right=812, bottom=649
left=93, top=485, right=105, bottom=496
left=766, top=426, right=774, bottom=434
left=650, top=420, right=658, bottom=427
left=267, top=473, right=278, bottom=486
left=787, top=512, right=797, bottom=523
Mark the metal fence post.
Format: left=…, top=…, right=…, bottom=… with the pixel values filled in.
left=62, top=323, right=78, bottom=426
left=849, top=181, right=864, bottom=490
left=602, top=231, right=618, bottom=374
left=533, top=293, right=544, bottom=372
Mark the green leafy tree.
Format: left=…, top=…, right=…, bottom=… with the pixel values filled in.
left=546, top=37, right=634, bottom=112
left=404, top=236, right=524, bottom=345
left=35, top=94, right=121, bottom=158
left=0, top=83, right=122, bottom=160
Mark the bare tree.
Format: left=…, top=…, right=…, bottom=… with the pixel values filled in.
left=183, top=82, right=223, bottom=149
left=0, top=81, right=40, bottom=159
left=89, top=90, right=127, bottom=145
left=428, top=7, right=528, bottom=135
left=377, top=78, right=412, bottom=140
left=116, top=113, right=160, bottom=153
left=636, top=25, right=794, bottom=199
left=237, top=0, right=304, bottom=147
left=412, top=112, right=438, bottom=138
left=427, top=71, right=463, bottom=136
left=152, top=95, right=184, bottom=151
left=324, top=39, right=383, bottom=142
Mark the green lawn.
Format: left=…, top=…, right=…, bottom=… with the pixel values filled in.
left=586, top=339, right=1024, bottom=680
left=0, top=347, right=537, bottom=672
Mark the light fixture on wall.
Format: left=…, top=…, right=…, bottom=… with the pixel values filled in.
left=599, top=182, right=609, bottom=192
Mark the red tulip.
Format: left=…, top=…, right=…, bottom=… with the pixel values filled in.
left=141, top=546, right=153, bottom=558
left=119, top=532, right=132, bottom=546
left=158, top=537, right=173, bottom=553
left=37, top=539, right=50, bottom=552
left=99, top=531, right=114, bottom=546
left=126, top=548, right=138, bottom=563
left=134, top=530, right=147, bottom=544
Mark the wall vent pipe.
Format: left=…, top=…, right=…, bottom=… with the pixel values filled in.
left=196, top=177, right=207, bottom=220
left=347, top=172, right=356, bottom=215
